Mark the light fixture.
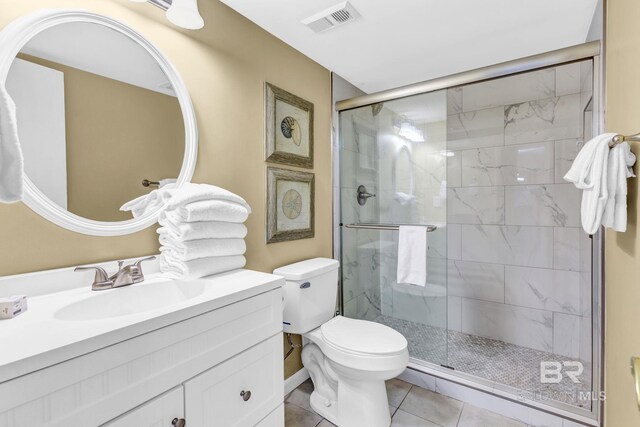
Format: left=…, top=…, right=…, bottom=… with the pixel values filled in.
left=129, top=0, right=204, bottom=30
left=166, top=0, right=204, bottom=30
left=394, top=115, right=425, bottom=143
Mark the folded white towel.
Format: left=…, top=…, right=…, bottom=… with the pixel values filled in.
left=564, top=133, right=613, bottom=235
left=157, top=220, right=248, bottom=241
left=397, top=226, right=428, bottom=287
left=0, top=85, right=23, bottom=203
left=159, top=254, right=246, bottom=280
left=162, top=200, right=250, bottom=223
left=159, top=236, right=246, bottom=261
left=121, top=183, right=251, bottom=218
left=602, top=141, right=636, bottom=232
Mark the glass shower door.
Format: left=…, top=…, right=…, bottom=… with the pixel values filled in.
left=339, top=90, right=449, bottom=366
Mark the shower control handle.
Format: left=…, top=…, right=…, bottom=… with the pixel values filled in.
left=357, top=185, right=376, bottom=206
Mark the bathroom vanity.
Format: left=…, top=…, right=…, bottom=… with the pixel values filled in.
left=0, top=261, right=284, bottom=427
left=0, top=9, right=287, bottom=427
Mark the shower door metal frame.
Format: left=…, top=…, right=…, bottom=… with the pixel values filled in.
left=333, top=41, right=604, bottom=425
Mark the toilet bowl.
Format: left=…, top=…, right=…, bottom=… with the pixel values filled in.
left=274, top=258, right=409, bottom=427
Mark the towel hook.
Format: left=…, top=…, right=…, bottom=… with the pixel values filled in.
left=142, top=179, right=160, bottom=188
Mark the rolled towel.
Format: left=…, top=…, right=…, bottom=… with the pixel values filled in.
left=0, top=85, right=24, bottom=203
left=159, top=254, right=246, bottom=280
left=158, top=221, right=248, bottom=241
left=163, top=200, right=250, bottom=223
left=121, top=183, right=251, bottom=218
left=159, top=236, right=246, bottom=261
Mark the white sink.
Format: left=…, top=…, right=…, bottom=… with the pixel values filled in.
left=54, top=280, right=206, bottom=321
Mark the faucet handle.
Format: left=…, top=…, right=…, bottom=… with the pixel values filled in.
left=74, top=266, right=113, bottom=291
left=132, top=256, right=156, bottom=282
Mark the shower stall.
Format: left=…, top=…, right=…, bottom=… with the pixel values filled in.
left=335, top=43, right=601, bottom=422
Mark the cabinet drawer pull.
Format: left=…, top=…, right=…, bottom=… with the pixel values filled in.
left=171, top=418, right=186, bottom=427
left=240, top=390, right=252, bottom=401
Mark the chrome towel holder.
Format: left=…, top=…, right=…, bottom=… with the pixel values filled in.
left=610, top=133, right=640, bottom=147
left=343, top=223, right=438, bottom=232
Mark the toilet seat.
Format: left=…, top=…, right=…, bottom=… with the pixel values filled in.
left=305, top=316, right=408, bottom=373
left=321, top=316, right=407, bottom=356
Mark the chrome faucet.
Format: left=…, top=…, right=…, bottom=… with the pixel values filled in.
left=75, top=256, right=156, bottom=291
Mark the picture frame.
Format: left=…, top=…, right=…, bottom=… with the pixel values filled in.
left=265, top=83, right=314, bottom=169
left=267, top=167, right=315, bottom=243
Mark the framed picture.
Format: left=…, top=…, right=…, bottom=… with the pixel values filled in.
left=265, top=83, right=314, bottom=169
left=267, top=167, right=315, bottom=243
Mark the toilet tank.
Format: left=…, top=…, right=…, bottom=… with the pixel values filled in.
left=273, top=258, right=340, bottom=334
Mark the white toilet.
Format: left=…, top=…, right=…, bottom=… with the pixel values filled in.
left=274, top=258, right=409, bottom=427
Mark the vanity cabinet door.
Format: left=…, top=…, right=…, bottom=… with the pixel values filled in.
left=185, top=334, right=283, bottom=426
left=256, top=404, right=284, bottom=427
left=102, top=386, right=184, bottom=427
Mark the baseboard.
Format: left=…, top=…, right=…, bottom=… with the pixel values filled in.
left=399, top=365, right=598, bottom=427
left=284, top=367, right=310, bottom=395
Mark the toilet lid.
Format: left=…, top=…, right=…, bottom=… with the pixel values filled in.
left=320, top=316, right=407, bottom=355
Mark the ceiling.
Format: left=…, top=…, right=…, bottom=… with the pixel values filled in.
left=218, top=0, right=600, bottom=94
left=19, top=22, right=175, bottom=96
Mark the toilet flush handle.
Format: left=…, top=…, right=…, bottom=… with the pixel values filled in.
left=300, top=282, right=311, bottom=289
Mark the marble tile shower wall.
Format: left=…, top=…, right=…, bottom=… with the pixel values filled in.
left=340, top=107, right=384, bottom=321
left=340, top=100, right=450, bottom=333
left=446, top=62, right=593, bottom=362
left=340, top=61, right=594, bottom=367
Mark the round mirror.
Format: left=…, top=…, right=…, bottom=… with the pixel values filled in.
left=0, top=11, right=197, bottom=236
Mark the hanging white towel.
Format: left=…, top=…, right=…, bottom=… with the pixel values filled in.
left=602, top=141, right=636, bottom=232
left=564, top=133, right=613, bottom=235
left=159, top=254, right=246, bottom=280
left=0, top=85, right=23, bottom=203
left=396, top=226, right=428, bottom=287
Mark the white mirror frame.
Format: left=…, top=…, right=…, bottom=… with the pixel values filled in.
left=0, top=9, right=198, bottom=236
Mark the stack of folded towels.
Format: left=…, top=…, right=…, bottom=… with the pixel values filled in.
left=121, top=183, right=251, bottom=280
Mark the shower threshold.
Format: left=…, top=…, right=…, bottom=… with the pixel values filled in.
left=374, top=314, right=593, bottom=410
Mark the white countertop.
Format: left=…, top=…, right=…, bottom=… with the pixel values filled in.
left=0, top=268, right=284, bottom=384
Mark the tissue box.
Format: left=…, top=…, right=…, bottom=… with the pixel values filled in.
left=0, top=295, right=27, bottom=319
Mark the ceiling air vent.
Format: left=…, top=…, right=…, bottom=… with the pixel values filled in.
left=302, top=2, right=361, bottom=33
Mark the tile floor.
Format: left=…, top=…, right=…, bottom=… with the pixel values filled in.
left=285, top=378, right=527, bottom=427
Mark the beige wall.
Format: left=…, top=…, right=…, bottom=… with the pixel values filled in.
left=605, top=0, right=640, bottom=424
left=0, top=0, right=332, bottom=378
left=19, top=53, right=185, bottom=222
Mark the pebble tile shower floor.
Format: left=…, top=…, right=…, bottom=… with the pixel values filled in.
left=374, top=315, right=593, bottom=409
